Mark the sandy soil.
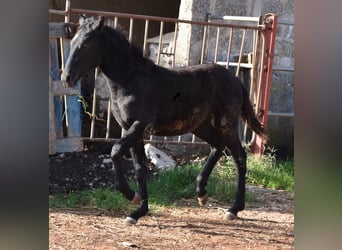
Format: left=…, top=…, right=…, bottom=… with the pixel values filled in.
left=49, top=186, right=293, bottom=249
left=49, top=144, right=294, bottom=249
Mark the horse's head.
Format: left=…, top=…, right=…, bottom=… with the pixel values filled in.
left=61, top=15, right=105, bottom=87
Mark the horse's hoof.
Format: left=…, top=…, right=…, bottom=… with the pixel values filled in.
left=224, top=211, right=237, bottom=221
left=198, top=194, right=208, bottom=206
left=131, top=192, right=141, bottom=205
left=124, top=217, right=137, bottom=225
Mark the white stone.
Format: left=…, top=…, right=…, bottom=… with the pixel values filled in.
left=144, top=143, right=176, bottom=170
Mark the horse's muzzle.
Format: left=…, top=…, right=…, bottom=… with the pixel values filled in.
left=61, top=72, right=71, bottom=87
left=61, top=72, right=70, bottom=82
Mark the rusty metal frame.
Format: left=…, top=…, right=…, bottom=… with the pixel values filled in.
left=250, top=13, right=278, bottom=156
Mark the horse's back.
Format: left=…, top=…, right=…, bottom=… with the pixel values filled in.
left=147, top=64, right=244, bottom=135
left=171, top=64, right=244, bottom=108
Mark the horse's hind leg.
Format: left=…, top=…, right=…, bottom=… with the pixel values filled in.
left=192, top=122, right=225, bottom=205
left=223, top=133, right=247, bottom=220
left=124, top=140, right=149, bottom=224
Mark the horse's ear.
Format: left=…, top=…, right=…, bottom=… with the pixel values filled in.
left=79, top=14, right=87, bottom=25
left=93, top=16, right=105, bottom=31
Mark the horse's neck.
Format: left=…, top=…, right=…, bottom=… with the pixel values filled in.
left=99, top=30, right=145, bottom=85
left=103, top=76, right=123, bottom=98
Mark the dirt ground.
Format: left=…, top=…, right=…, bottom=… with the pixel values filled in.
left=49, top=143, right=294, bottom=249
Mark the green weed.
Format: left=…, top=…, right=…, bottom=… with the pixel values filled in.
left=49, top=153, right=293, bottom=211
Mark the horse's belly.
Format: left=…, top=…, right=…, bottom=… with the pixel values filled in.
left=152, top=122, right=195, bottom=136
left=149, top=108, right=206, bottom=136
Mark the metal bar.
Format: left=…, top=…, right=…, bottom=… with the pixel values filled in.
left=156, top=21, right=164, bottom=65
left=171, top=22, right=178, bottom=68
left=128, top=18, right=134, bottom=43
left=226, top=27, right=233, bottom=68
left=268, top=112, right=294, bottom=117
left=105, top=97, right=111, bottom=139
left=252, top=27, right=261, bottom=103
left=142, top=19, right=149, bottom=56
left=273, top=66, right=294, bottom=72
left=113, top=16, right=118, bottom=28
left=255, top=32, right=266, bottom=115
left=90, top=68, right=99, bottom=139
left=251, top=13, right=278, bottom=157
left=200, top=25, right=208, bottom=64
left=216, top=61, right=253, bottom=69
left=49, top=8, right=261, bottom=30
left=186, top=25, right=192, bottom=66
left=259, top=14, right=278, bottom=125
left=64, top=0, right=71, bottom=23
left=214, top=27, right=220, bottom=63
left=49, top=9, right=66, bottom=16
left=277, top=19, right=294, bottom=25
left=209, top=15, right=261, bottom=23
left=235, top=29, right=246, bottom=77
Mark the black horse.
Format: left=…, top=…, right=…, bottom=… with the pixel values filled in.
left=61, top=15, right=268, bottom=224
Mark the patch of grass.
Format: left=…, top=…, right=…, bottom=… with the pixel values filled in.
left=145, top=164, right=199, bottom=206
left=49, top=153, right=293, bottom=211
left=246, top=154, right=294, bottom=191
left=146, top=161, right=256, bottom=206
left=49, top=189, right=129, bottom=211
left=206, top=163, right=257, bottom=203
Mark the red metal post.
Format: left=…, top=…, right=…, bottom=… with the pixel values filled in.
left=251, top=13, right=278, bottom=157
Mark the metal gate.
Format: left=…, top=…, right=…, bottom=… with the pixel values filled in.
left=49, top=1, right=278, bottom=156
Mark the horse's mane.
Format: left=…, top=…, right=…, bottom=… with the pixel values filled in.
left=101, top=25, right=155, bottom=68
left=78, top=16, right=156, bottom=71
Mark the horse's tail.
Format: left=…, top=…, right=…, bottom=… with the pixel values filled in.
left=240, top=85, right=268, bottom=143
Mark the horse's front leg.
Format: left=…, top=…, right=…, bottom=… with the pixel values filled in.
left=196, top=146, right=223, bottom=205
left=110, top=121, right=147, bottom=220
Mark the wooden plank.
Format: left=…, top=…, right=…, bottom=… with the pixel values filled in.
left=49, top=22, right=78, bottom=39
left=49, top=22, right=83, bottom=154
left=49, top=39, right=64, bottom=138
left=61, top=38, right=82, bottom=138
left=49, top=64, right=57, bottom=155
left=56, top=137, right=83, bottom=153
left=52, top=80, right=80, bottom=96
